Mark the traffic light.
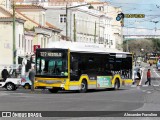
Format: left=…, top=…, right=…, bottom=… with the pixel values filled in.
left=116, top=13, right=124, bottom=21
left=116, top=13, right=124, bottom=26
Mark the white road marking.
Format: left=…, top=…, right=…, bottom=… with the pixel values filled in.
left=131, top=85, right=137, bottom=87
left=142, top=90, right=146, bottom=92
left=153, top=68, right=160, bottom=77
left=147, top=91, right=151, bottom=94
left=0, top=93, right=9, bottom=96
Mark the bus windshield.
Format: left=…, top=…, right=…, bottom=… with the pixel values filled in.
left=36, top=49, right=68, bottom=77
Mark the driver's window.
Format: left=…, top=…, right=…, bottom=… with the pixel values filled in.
left=48, top=60, right=55, bottom=73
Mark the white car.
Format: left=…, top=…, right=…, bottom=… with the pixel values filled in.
left=0, top=78, right=21, bottom=91
left=21, top=76, right=32, bottom=89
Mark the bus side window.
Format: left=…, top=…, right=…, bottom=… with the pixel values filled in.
left=71, top=57, right=79, bottom=75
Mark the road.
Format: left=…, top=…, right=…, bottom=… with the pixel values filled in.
left=0, top=62, right=160, bottom=120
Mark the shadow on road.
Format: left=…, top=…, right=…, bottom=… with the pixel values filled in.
left=0, top=87, right=129, bottom=95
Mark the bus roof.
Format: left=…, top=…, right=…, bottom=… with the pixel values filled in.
left=47, top=41, right=131, bottom=54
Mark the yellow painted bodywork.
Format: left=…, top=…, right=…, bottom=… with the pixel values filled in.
left=34, top=74, right=133, bottom=90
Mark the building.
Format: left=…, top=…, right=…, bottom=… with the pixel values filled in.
left=0, top=1, right=62, bottom=76
left=10, top=0, right=123, bottom=50
left=0, top=6, right=25, bottom=67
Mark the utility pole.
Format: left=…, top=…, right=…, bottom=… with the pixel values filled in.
left=73, top=14, right=76, bottom=42
left=13, top=0, right=16, bottom=64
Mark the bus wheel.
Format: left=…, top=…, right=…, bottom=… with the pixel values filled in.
left=114, top=79, right=120, bottom=90
left=48, top=88, right=59, bottom=93
left=79, top=80, right=87, bottom=93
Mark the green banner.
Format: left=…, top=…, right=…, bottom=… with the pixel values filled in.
left=97, top=76, right=112, bottom=88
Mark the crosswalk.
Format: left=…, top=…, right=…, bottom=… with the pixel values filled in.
left=131, top=84, right=160, bottom=87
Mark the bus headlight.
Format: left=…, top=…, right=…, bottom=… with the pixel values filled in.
left=35, top=80, right=38, bottom=83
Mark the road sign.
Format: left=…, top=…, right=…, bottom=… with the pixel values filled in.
left=124, top=14, right=145, bottom=18
left=33, top=45, right=40, bottom=53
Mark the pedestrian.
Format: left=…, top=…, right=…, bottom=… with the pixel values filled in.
left=29, top=65, right=36, bottom=92
left=132, top=69, right=137, bottom=85
left=149, top=62, right=152, bottom=66
left=136, top=69, right=141, bottom=86
left=1, top=67, right=9, bottom=81
left=145, top=69, right=151, bottom=86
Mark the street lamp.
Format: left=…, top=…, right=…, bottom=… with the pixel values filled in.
left=65, top=3, right=94, bottom=41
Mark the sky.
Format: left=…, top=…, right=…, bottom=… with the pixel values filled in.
left=104, top=0, right=160, bottom=35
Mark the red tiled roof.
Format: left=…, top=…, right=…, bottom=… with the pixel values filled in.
left=15, top=5, right=46, bottom=10
left=16, top=10, right=40, bottom=26
left=46, top=22, right=61, bottom=31
left=0, top=6, right=25, bottom=20
left=14, top=0, right=24, bottom=2
left=0, top=6, right=12, bottom=16
left=48, top=0, right=85, bottom=2
left=0, top=17, right=13, bottom=19
left=89, top=2, right=108, bottom=5
left=16, top=10, right=61, bottom=32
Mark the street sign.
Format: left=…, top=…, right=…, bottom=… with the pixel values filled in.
left=124, top=14, right=145, bottom=18
left=33, top=45, right=40, bottom=53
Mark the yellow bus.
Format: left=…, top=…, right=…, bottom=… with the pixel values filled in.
left=34, top=42, right=133, bottom=93
left=148, top=56, right=158, bottom=64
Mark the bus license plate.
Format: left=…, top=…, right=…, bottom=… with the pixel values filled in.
left=46, top=87, right=52, bottom=89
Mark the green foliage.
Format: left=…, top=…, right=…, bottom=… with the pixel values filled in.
left=123, top=38, right=160, bottom=55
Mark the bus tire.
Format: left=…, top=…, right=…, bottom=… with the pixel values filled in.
left=114, top=79, right=120, bottom=90
left=48, top=88, right=59, bottom=93
left=79, top=80, right=87, bottom=93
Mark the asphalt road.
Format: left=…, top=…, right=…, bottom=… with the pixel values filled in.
left=0, top=62, right=160, bottom=120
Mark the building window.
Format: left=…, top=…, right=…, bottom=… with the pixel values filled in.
left=41, top=38, right=43, bottom=48
left=31, top=40, right=33, bottom=52
left=44, top=38, right=46, bottom=48
left=99, top=6, right=104, bottom=11
left=22, top=35, right=24, bottom=49
left=19, top=34, right=21, bottom=48
left=28, top=40, right=30, bottom=52
left=60, top=14, right=66, bottom=23
left=24, top=39, right=26, bottom=52
left=110, top=40, right=113, bottom=45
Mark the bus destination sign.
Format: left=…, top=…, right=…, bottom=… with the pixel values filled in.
left=40, top=52, right=62, bottom=57
left=125, top=14, right=145, bottom=18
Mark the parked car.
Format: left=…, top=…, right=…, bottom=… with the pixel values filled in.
left=21, top=76, right=32, bottom=89
left=0, top=77, right=21, bottom=91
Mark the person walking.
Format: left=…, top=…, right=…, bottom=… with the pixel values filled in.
left=1, top=67, right=9, bottom=81
left=29, top=65, right=36, bottom=92
left=136, top=69, right=141, bottom=86
left=145, top=69, right=151, bottom=86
